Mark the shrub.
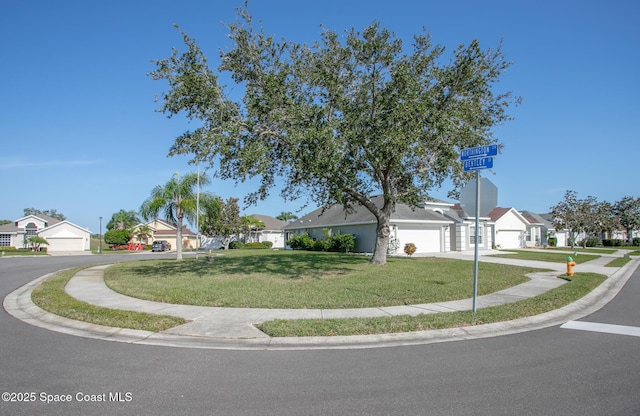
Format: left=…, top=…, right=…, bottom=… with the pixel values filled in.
left=633, top=238, right=640, bottom=247
left=104, top=229, right=131, bottom=246
left=579, top=237, right=601, bottom=247
left=229, top=241, right=244, bottom=249
left=261, top=241, right=273, bottom=248
left=328, top=233, right=356, bottom=253
left=547, top=237, right=557, bottom=247
left=287, top=234, right=314, bottom=250
left=312, top=239, right=330, bottom=251
left=404, top=243, right=417, bottom=257
left=602, top=239, right=622, bottom=247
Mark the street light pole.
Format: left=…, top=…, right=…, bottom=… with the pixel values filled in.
left=99, top=216, right=102, bottom=254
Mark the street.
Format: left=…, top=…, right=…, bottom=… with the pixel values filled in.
left=1, top=255, right=638, bottom=415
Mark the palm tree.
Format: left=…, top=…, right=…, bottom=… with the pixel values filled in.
left=107, top=209, right=140, bottom=231
left=140, top=172, right=210, bottom=260
left=276, top=211, right=298, bottom=222
left=135, top=225, right=152, bottom=245
left=240, top=215, right=265, bottom=243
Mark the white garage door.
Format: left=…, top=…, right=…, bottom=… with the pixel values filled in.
left=496, top=231, right=522, bottom=249
left=46, top=237, right=83, bottom=252
left=396, top=226, right=441, bottom=253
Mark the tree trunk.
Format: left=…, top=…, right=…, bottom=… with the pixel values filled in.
left=371, top=214, right=391, bottom=265
left=176, top=219, right=183, bottom=261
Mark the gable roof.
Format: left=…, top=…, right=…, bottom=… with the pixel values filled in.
left=487, top=207, right=531, bottom=225
left=520, top=211, right=548, bottom=226
left=284, top=195, right=451, bottom=230
left=250, top=214, right=289, bottom=231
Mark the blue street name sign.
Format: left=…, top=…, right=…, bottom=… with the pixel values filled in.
left=460, top=144, right=498, bottom=161
left=463, top=157, right=493, bottom=171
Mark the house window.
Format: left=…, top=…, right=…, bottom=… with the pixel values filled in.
left=25, top=222, right=38, bottom=236
left=525, top=229, right=531, bottom=242
left=470, top=226, right=483, bottom=245
left=0, top=234, right=10, bottom=246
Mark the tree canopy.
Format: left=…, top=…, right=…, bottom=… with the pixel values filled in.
left=23, top=207, right=66, bottom=221
left=150, top=6, right=518, bottom=264
left=106, top=209, right=140, bottom=231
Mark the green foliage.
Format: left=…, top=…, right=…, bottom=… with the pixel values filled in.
left=578, top=236, right=601, bottom=247
left=106, top=209, right=140, bottom=231
left=151, top=5, right=518, bottom=265
left=140, top=171, right=210, bottom=260
left=288, top=233, right=355, bottom=253
left=243, top=241, right=270, bottom=249
left=633, top=238, right=640, bottom=247
left=328, top=233, right=356, bottom=253
left=602, top=239, right=622, bottom=247
left=200, top=196, right=242, bottom=250
left=547, top=237, right=557, bottom=247
left=287, top=234, right=314, bottom=250
left=23, top=207, right=66, bottom=221
left=228, top=241, right=244, bottom=249
left=104, top=229, right=132, bottom=246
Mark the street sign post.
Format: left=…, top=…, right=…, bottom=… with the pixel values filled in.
left=460, top=145, right=498, bottom=312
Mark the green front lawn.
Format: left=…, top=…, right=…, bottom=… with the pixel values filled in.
left=104, top=250, right=543, bottom=309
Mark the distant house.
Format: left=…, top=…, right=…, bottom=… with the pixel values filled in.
left=520, top=211, right=570, bottom=247
left=249, top=214, right=289, bottom=248
left=486, top=207, right=532, bottom=249
left=447, top=203, right=493, bottom=251
left=0, top=214, right=90, bottom=252
left=131, top=219, right=197, bottom=250
left=283, top=196, right=454, bottom=254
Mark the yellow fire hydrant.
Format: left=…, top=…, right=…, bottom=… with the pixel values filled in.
left=566, top=256, right=576, bottom=276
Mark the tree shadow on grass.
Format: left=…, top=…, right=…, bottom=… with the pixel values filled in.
left=117, top=251, right=369, bottom=280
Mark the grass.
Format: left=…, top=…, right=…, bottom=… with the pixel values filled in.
left=606, top=256, right=633, bottom=267
left=103, top=250, right=543, bottom=309
left=31, top=267, right=186, bottom=332
left=258, top=272, right=607, bottom=337
left=543, top=247, right=618, bottom=254
left=492, top=250, right=600, bottom=264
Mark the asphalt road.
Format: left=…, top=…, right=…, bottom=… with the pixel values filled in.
left=1, top=254, right=638, bottom=415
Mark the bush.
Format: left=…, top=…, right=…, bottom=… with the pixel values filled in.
left=602, top=239, right=622, bottom=247
left=312, top=239, right=330, bottom=251
left=633, top=238, right=640, bottom=247
left=229, top=241, right=244, bottom=249
left=579, top=237, right=601, bottom=247
left=328, top=233, right=356, bottom=253
left=287, top=234, right=314, bottom=250
left=404, top=243, right=417, bottom=257
left=547, top=237, right=557, bottom=247
left=104, top=229, right=131, bottom=246
left=243, top=242, right=271, bottom=249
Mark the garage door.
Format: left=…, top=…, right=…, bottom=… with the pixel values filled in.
left=396, top=226, right=441, bottom=253
left=496, top=230, right=522, bottom=249
left=46, top=237, right=83, bottom=252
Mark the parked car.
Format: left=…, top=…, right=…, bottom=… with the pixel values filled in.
left=152, top=240, right=171, bottom=252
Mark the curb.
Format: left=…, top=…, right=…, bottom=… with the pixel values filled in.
left=4, top=258, right=639, bottom=350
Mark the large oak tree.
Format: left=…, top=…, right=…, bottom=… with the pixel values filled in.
left=150, top=6, right=518, bottom=264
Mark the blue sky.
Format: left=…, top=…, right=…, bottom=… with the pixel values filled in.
left=1, top=0, right=638, bottom=233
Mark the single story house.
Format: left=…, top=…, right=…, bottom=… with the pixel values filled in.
left=283, top=196, right=454, bottom=254
left=131, top=219, right=197, bottom=250
left=250, top=214, right=289, bottom=248
left=0, top=214, right=90, bottom=252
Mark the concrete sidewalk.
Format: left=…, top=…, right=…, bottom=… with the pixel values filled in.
left=4, top=250, right=639, bottom=350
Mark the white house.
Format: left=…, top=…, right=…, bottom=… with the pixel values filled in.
left=283, top=196, right=454, bottom=254
left=0, top=214, right=90, bottom=252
